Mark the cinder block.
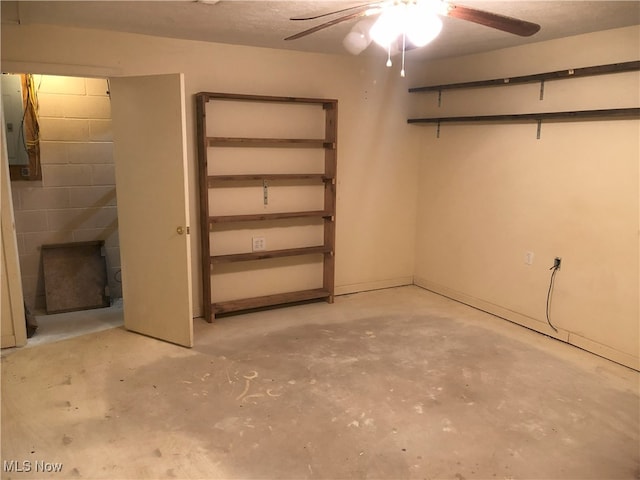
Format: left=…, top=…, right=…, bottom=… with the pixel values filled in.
left=108, top=268, right=123, bottom=298
left=40, top=118, right=90, bottom=142
left=89, top=120, right=113, bottom=142
left=34, top=294, right=47, bottom=312
left=20, top=187, right=69, bottom=210
left=42, top=164, right=92, bottom=187
left=46, top=209, right=88, bottom=232
left=18, top=253, right=43, bottom=278
left=103, top=228, right=120, bottom=248
left=22, top=231, right=74, bottom=255
left=40, top=142, right=69, bottom=165
left=59, top=96, right=111, bottom=119
left=20, top=276, right=41, bottom=311
left=72, top=228, right=102, bottom=243
left=68, top=186, right=117, bottom=208
left=67, top=142, right=113, bottom=164
left=86, top=78, right=109, bottom=97
left=85, top=97, right=111, bottom=119
left=73, top=227, right=119, bottom=248
left=39, top=75, right=86, bottom=95
left=106, top=246, right=121, bottom=268
left=73, top=228, right=110, bottom=242
left=47, top=206, right=118, bottom=230
left=38, top=93, right=66, bottom=118
left=14, top=210, right=48, bottom=233
left=15, top=232, right=26, bottom=254
left=90, top=206, right=119, bottom=228
left=91, top=164, right=116, bottom=186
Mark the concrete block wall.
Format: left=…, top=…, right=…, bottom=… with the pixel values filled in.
left=10, top=75, right=121, bottom=312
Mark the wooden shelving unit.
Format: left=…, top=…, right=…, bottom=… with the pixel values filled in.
left=196, top=92, right=338, bottom=322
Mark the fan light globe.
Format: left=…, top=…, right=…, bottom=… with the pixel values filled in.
left=370, top=3, right=442, bottom=48
left=370, top=7, right=404, bottom=47
left=343, top=31, right=370, bottom=55
left=406, top=5, right=442, bottom=47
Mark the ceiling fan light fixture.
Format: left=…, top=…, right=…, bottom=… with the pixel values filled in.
left=370, top=6, right=404, bottom=47
left=406, top=5, right=443, bottom=47
left=368, top=1, right=444, bottom=77
left=343, top=19, right=373, bottom=55
left=343, top=31, right=369, bottom=55
left=370, top=2, right=442, bottom=49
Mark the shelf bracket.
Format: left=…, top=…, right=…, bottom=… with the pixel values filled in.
left=437, top=89, right=442, bottom=108
left=436, top=120, right=441, bottom=139
left=263, top=179, right=269, bottom=205
left=539, top=80, right=545, bottom=101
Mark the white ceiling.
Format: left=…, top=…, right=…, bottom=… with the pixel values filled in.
left=2, top=1, right=639, bottom=60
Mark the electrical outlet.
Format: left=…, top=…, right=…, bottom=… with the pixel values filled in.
left=525, top=251, right=534, bottom=265
left=554, top=257, right=562, bottom=270
left=252, top=236, right=266, bottom=252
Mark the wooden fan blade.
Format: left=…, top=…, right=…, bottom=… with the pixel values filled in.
left=447, top=4, right=540, bottom=37
left=285, top=8, right=381, bottom=41
left=291, top=2, right=380, bottom=21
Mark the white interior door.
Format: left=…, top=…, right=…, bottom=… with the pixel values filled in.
left=109, top=73, right=193, bottom=347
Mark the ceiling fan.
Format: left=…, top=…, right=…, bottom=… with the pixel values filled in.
left=284, top=0, right=541, bottom=76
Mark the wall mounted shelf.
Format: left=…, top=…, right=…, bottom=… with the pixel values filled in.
left=408, top=107, right=640, bottom=124
left=408, top=60, right=640, bottom=93
left=408, top=60, right=640, bottom=138
left=196, top=92, right=337, bottom=321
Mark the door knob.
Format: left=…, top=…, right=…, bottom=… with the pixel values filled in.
left=177, top=226, right=184, bottom=235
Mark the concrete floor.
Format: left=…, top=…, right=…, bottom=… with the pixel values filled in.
left=1, top=286, right=638, bottom=479
left=22, top=300, right=124, bottom=349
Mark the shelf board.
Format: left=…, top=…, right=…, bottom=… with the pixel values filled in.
left=197, top=92, right=337, bottom=107
left=407, top=108, right=640, bottom=125
left=212, top=288, right=332, bottom=315
left=408, top=60, right=640, bottom=93
left=207, top=137, right=335, bottom=149
left=210, top=210, right=332, bottom=224
left=211, top=245, right=331, bottom=264
left=208, top=174, right=331, bottom=185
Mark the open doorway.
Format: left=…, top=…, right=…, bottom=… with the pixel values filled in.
left=5, top=71, right=194, bottom=349
left=4, top=73, right=123, bottom=346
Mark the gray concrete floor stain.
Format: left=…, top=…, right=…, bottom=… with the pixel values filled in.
left=1, top=286, right=638, bottom=479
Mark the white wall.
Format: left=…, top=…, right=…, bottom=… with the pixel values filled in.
left=1, top=24, right=419, bottom=317
left=410, top=26, right=640, bottom=369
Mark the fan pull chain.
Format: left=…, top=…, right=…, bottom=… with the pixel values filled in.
left=386, top=44, right=392, bottom=67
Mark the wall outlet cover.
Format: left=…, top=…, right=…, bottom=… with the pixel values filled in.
left=252, top=236, right=266, bottom=252
left=525, top=251, right=534, bottom=265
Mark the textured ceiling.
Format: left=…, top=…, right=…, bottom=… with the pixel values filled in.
left=2, top=1, right=639, bottom=60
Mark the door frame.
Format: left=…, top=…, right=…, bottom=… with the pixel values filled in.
left=1, top=62, right=194, bottom=348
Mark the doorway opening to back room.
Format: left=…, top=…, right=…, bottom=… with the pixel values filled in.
left=4, top=73, right=123, bottom=346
